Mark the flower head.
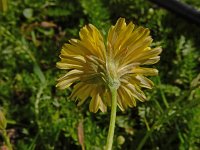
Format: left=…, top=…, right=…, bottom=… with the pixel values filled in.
left=56, top=18, right=162, bottom=113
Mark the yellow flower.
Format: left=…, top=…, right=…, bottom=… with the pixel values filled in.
left=56, top=18, right=162, bottom=113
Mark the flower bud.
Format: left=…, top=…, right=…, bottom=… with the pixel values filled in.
left=117, top=135, right=125, bottom=145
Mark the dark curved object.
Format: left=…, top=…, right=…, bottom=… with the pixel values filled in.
left=148, top=0, right=200, bottom=25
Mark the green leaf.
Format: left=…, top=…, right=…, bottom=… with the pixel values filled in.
left=33, top=64, right=46, bottom=83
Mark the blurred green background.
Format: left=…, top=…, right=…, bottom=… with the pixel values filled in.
left=0, top=0, right=200, bottom=149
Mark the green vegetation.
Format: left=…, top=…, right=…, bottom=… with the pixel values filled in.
left=0, top=0, right=200, bottom=149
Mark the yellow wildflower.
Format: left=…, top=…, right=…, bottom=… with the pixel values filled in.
left=56, top=18, right=162, bottom=113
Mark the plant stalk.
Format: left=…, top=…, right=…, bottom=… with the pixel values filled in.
left=105, top=86, right=118, bottom=150
left=2, top=130, right=13, bottom=150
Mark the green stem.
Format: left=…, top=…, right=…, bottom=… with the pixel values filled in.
left=157, top=77, right=169, bottom=108
left=0, top=0, right=8, bottom=12
left=136, top=130, right=152, bottom=150
left=105, top=86, right=118, bottom=150
left=2, top=130, right=13, bottom=150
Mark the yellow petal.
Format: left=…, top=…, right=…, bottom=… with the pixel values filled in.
left=99, top=96, right=107, bottom=112
left=120, top=86, right=136, bottom=107
left=142, top=56, right=161, bottom=65
left=107, top=18, right=126, bottom=54
left=117, top=87, right=128, bottom=110
left=114, top=22, right=135, bottom=56
left=59, top=55, right=86, bottom=63
left=61, top=43, right=86, bottom=56
left=56, top=62, right=83, bottom=70
left=102, top=89, right=112, bottom=106
left=56, top=77, right=79, bottom=89
left=129, top=47, right=162, bottom=65
left=118, top=86, right=136, bottom=107
left=121, top=27, right=149, bottom=52
left=79, top=24, right=106, bottom=60
left=121, top=83, right=146, bottom=102
left=135, top=75, right=154, bottom=89
left=132, top=67, right=158, bottom=76
left=57, top=55, right=86, bottom=70
left=71, top=82, right=90, bottom=100
left=69, top=39, right=93, bottom=55
left=124, top=37, right=153, bottom=64
left=117, top=95, right=125, bottom=111
left=57, top=70, right=83, bottom=82
left=89, top=90, right=100, bottom=113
